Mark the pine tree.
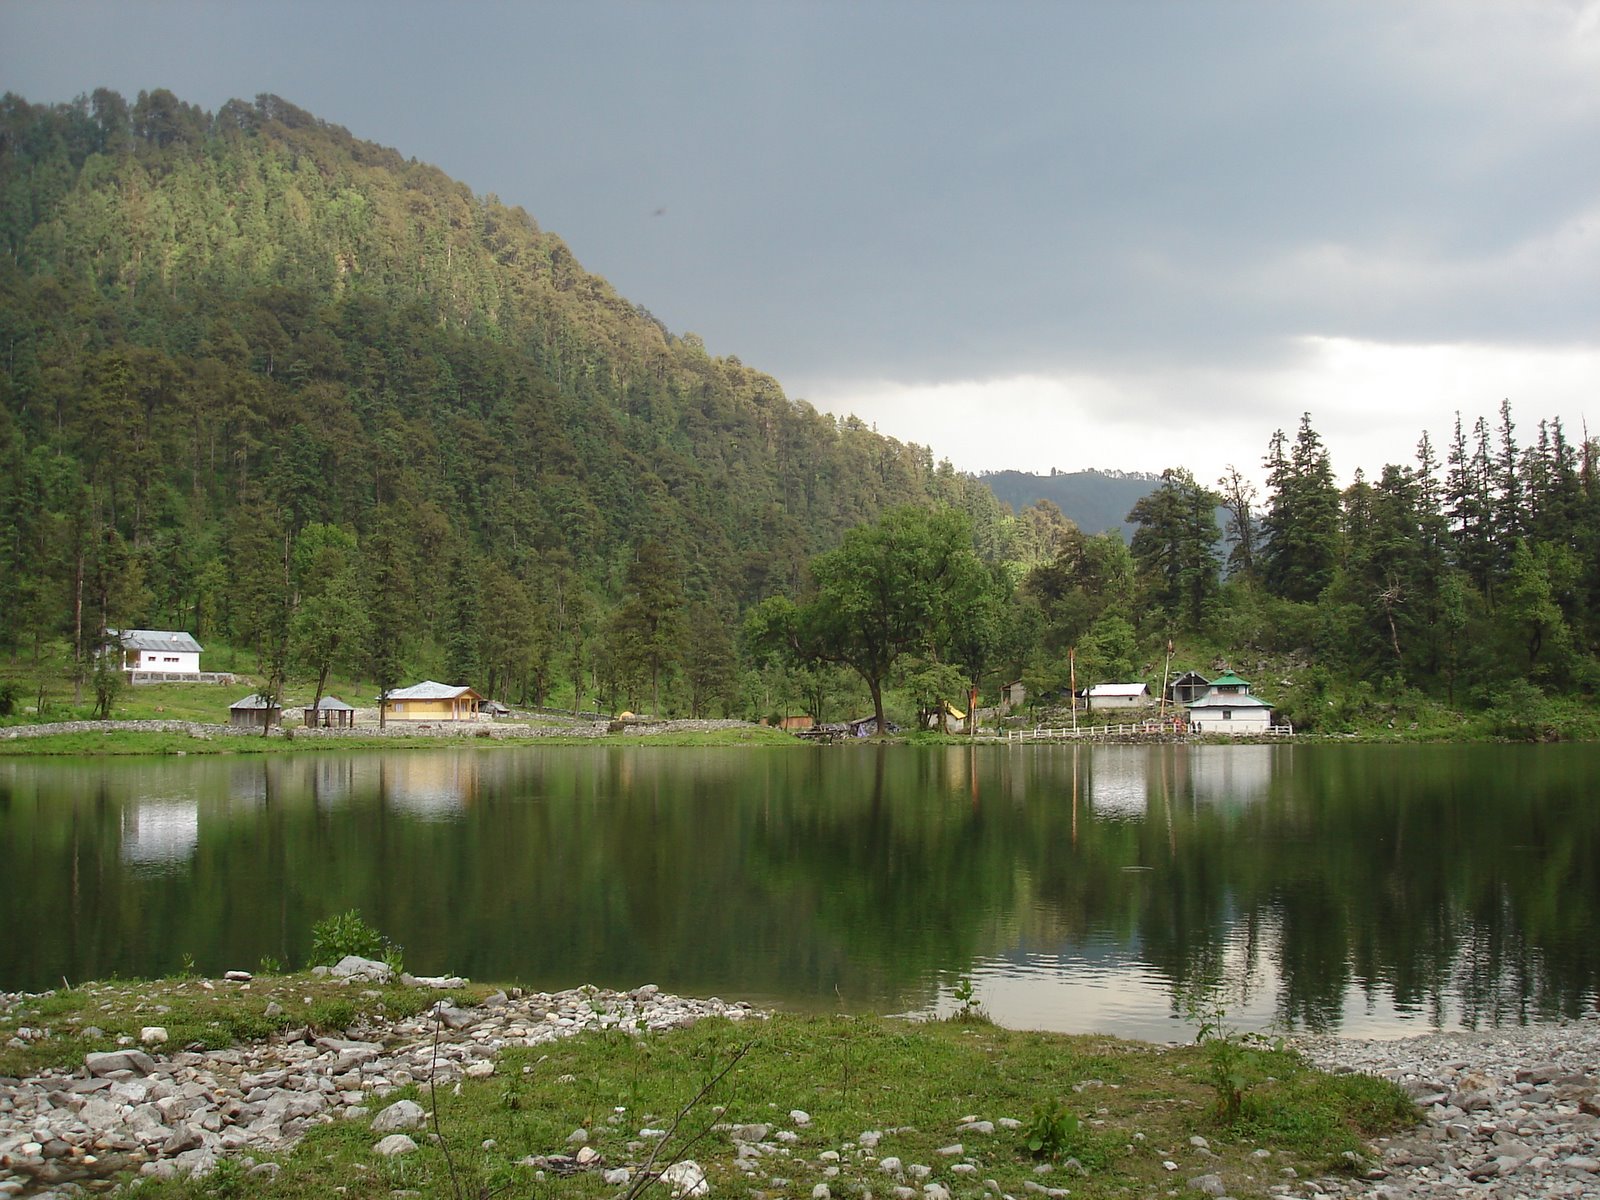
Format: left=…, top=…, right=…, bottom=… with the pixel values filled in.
left=1260, top=414, right=1341, bottom=603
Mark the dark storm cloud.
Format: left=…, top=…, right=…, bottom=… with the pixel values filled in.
left=4, top=0, right=1597, bottom=471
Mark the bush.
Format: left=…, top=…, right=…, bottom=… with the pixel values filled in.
left=309, top=908, right=403, bottom=972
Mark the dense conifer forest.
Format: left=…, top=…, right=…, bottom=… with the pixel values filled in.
left=2, top=89, right=1597, bottom=733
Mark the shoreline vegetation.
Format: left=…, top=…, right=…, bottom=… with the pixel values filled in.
left=0, top=967, right=1424, bottom=1199
left=1, top=711, right=1596, bottom=756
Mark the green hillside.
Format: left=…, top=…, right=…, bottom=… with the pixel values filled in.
left=0, top=89, right=1038, bottom=714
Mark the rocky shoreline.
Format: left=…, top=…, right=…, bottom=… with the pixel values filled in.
left=1290, top=1020, right=1600, bottom=1200
left=0, top=968, right=761, bottom=1196
left=2, top=969, right=1596, bottom=1199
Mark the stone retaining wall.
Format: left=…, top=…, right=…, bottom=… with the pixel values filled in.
left=0, top=720, right=241, bottom=741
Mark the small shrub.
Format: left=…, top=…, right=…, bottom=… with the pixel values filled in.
left=947, top=976, right=992, bottom=1024
left=1022, top=1098, right=1081, bottom=1159
left=308, top=997, right=357, bottom=1033
left=1186, top=985, right=1284, bottom=1124
left=309, top=908, right=403, bottom=972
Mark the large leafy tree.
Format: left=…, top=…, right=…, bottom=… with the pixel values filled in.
left=794, top=505, right=981, bottom=733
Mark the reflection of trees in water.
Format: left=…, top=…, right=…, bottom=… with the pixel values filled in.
left=1, top=746, right=1597, bottom=1026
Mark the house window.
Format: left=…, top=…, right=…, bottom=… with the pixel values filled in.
left=394, top=703, right=405, bottom=713
left=1222, top=709, right=1233, bottom=720
left=164, top=656, right=178, bottom=662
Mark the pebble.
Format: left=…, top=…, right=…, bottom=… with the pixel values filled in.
left=1293, top=1018, right=1600, bottom=1200
left=0, top=983, right=762, bottom=1192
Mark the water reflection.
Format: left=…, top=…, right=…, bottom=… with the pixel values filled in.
left=119, top=799, right=198, bottom=872
left=1, top=744, right=1596, bottom=1039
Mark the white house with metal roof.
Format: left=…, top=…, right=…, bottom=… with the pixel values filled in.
left=1184, top=670, right=1277, bottom=734
left=1086, top=682, right=1150, bottom=710
left=106, top=629, right=203, bottom=673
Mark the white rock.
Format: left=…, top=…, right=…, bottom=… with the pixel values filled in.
left=661, top=1159, right=710, bottom=1197
left=790, top=1108, right=812, bottom=1126
left=330, top=955, right=392, bottom=983
left=880, top=1156, right=904, bottom=1173
left=371, top=1099, right=427, bottom=1133
left=937, top=1144, right=964, bottom=1156
left=140, top=1026, right=169, bottom=1045
left=605, top=1168, right=632, bottom=1185
left=374, top=1133, right=418, bottom=1156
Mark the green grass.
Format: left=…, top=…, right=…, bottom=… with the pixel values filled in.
left=1, top=978, right=1420, bottom=1200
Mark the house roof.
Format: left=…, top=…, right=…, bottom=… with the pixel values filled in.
left=1088, top=683, right=1149, bottom=697
left=305, top=696, right=355, bottom=710
left=385, top=680, right=482, bottom=702
left=109, top=629, right=203, bottom=654
left=1186, top=693, right=1272, bottom=710
left=1207, top=671, right=1251, bottom=688
left=230, top=693, right=280, bottom=710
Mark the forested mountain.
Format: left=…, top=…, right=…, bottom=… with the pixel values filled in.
left=980, top=469, right=1162, bottom=539
left=4, top=89, right=1597, bottom=733
left=0, top=89, right=1046, bottom=712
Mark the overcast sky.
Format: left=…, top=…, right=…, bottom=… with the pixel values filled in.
left=5, top=0, right=1598, bottom=486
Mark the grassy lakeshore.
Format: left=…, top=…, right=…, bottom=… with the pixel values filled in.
left=0, top=723, right=802, bottom=756
left=0, top=973, right=1417, bottom=1200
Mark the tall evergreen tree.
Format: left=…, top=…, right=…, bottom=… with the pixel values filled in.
left=1260, top=415, right=1341, bottom=604
left=1127, top=467, right=1222, bottom=630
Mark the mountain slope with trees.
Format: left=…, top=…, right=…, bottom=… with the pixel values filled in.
left=0, top=88, right=1051, bottom=715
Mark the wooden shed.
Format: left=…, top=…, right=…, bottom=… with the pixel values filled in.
left=228, top=693, right=282, bottom=729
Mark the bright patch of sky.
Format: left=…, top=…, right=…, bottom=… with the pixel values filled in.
left=4, top=0, right=1597, bottom=487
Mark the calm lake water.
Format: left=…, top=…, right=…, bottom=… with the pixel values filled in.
left=2, top=743, right=1596, bottom=1041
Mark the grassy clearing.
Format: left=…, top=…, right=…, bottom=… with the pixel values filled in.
left=2, top=976, right=1417, bottom=1200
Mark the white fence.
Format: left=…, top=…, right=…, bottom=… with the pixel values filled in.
left=1005, top=722, right=1294, bottom=743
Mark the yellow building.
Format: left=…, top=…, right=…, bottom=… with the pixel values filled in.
left=380, top=680, right=483, bottom=722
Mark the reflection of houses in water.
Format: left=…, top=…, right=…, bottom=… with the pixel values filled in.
left=381, top=755, right=477, bottom=820
left=120, top=799, right=199, bottom=869
left=1088, top=747, right=1148, bottom=817
left=1183, top=746, right=1273, bottom=807
left=227, top=763, right=267, bottom=807
left=309, top=757, right=358, bottom=809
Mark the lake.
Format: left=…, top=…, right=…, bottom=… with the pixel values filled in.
left=2, top=742, right=1595, bottom=1041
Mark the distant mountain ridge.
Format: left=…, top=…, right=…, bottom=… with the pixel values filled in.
left=980, top=469, right=1162, bottom=539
